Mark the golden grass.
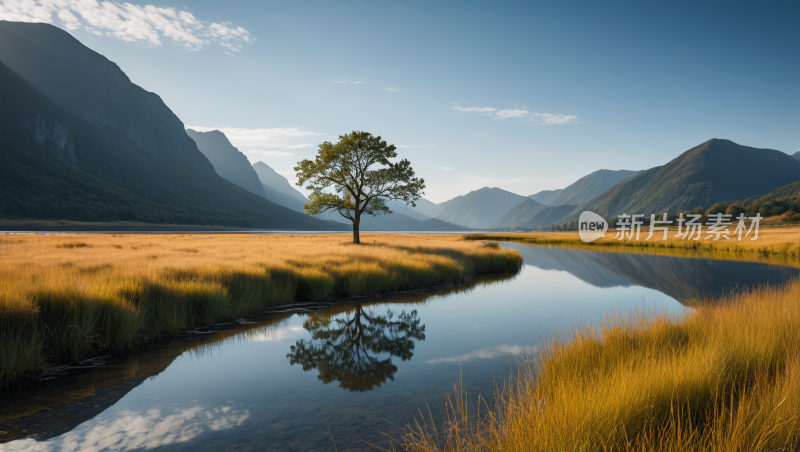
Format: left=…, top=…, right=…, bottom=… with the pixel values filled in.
left=468, top=225, right=800, bottom=258
left=396, top=280, right=800, bottom=452
left=0, top=233, right=522, bottom=386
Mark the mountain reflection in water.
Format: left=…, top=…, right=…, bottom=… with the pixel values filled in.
left=505, top=242, right=800, bottom=305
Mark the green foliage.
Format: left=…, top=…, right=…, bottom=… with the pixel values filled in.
left=295, top=131, right=425, bottom=243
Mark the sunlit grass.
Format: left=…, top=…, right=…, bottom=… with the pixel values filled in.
left=0, top=233, right=522, bottom=386
left=396, top=280, right=800, bottom=452
left=468, top=226, right=800, bottom=258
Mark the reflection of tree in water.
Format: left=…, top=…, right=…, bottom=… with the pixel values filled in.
left=287, top=305, right=425, bottom=392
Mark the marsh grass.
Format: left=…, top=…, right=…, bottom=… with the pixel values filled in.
left=467, top=226, right=800, bottom=259
left=395, top=280, right=800, bottom=452
left=0, top=233, right=521, bottom=387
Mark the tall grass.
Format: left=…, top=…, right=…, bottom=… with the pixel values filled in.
left=0, top=233, right=522, bottom=387
left=466, top=226, right=800, bottom=258
left=395, top=280, right=800, bottom=452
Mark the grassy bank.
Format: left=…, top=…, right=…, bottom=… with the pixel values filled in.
left=397, top=279, right=800, bottom=452
left=466, top=225, right=800, bottom=258
left=0, top=233, right=522, bottom=387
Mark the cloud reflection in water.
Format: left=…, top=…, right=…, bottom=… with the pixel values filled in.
left=4, top=404, right=250, bottom=452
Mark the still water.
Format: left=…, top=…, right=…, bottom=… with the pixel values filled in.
left=2, top=243, right=799, bottom=451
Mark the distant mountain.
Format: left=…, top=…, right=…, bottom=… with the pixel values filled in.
left=435, top=187, right=527, bottom=228
left=792, top=151, right=800, bottom=162
left=186, top=129, right=267, bottom=198
left=528, top=189, right=563, bottom=205
left=0, top=22, right=344, bottom=230
left=548, top=169, right=641, bottom=206
left=410, top=197, right=444, bottom=218
left=490, top=198, right=547, bottom=228
left=385, top=200, right=433, bottom=221
left=253, top=162, right=309, bottom=202
left=522, top=204, right=580, bottom=229
left=564, top=139, right=800, bottom=223
left=320, top=211, right=469, bottom=231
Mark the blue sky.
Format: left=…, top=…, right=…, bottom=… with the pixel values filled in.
left=2, top=1, right=798, bottom=202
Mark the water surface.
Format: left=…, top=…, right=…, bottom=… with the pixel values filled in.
left=2, top=243, right=798, bottom=451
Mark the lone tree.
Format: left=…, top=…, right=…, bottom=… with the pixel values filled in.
left=295, top=131, right=425, bottom=244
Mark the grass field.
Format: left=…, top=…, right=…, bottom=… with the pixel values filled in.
left=396, top=272, right=800, bottom=451
left=467, top=225, right=800, bottom=258
left=0, top=233, right=522, bottom=387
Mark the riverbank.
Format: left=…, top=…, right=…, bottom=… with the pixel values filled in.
left=466, top=225, right=800, bottom=258
left=0, top=233, right=522, bottom=387
left=397, top=276, right=800, bottom=451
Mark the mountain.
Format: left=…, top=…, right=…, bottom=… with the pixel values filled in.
left=490, top=198, right=547, bottom=228
left=253, top=162, right=309, bottom=200
left=565, top=139, right=800, bottom=223
left=320, top=211, right=469, bottom=231
left=0, top=21, right=214, bottom=175
left=410, top=197, right=444, bottom=218
left=520, top=204, right=580, bottom=229
left=186, top=129, right=268, bottom=198
left=0, top=22, right=344, bottom=230
left=548, top=169, right=641, bottom=206
left=792, top=151, right=800, bottom=162
left=435, top=187, right=527, bottom=228
left=385, top=200, right=433, bottom=221
left=528, top=189, right=563, bottom=205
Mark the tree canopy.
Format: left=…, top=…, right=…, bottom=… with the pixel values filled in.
left=295, top=131, right=425, bottom=243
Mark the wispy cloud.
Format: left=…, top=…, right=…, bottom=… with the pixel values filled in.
left=425, top=345, right=526, bottom=364
left=495, top=109, right=530, bottom=119
left=453, top=106, right=496, bottom=113
left=530, top=113, right=579, bottom=125
left=536, top=151, right=554, bottom=155
left=0, top=0, right=254, bottom=54
left=439, top=167, right=455, bottom=171
left=332, top=79, right=364, bottom=85
left=385, top=87, right=399, bottom=92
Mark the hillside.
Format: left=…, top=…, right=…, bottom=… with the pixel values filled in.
left=186, top=129, right=268, bottom=198
left=409, top=197, right=444, bottom=217
left=0, top=21, right=214, bottom=175
left=523, top=204, right=580, bottom=229
left=0, top=25, right=343, bottom=230
left=564, top=139, right=800, bottom=222
left=435, top=187, right=527, bottom=228
left=490, top=198, right=547, bottom=228
left=320, top=211, right=469, bottom=231
left=548, top=169, right=641, bottom=206
left=528, top=189, right=563, bottom=205
left=793, top=151, right=800, bottom=162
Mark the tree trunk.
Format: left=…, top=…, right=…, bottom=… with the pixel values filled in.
left=352, top=216, right=361, bottom=244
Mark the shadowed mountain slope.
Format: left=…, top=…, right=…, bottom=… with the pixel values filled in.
left=0, top=21, right=214, bottom=175
left=435, top=187, right=527, bottom=228
left=548, top=169, right=641, bottom=206
left=0, top=31, right=343, bottom=230
left=490, top=198, right=547, bottom=228
left=792, top=151, right=800, bottom=162
left=528, top=189, right=563, bottom=205
left=186, top=129, right=268, bottom=198
left=559, top=139, right=800, bottom=223
left=408, top=197, right=444, bottom=218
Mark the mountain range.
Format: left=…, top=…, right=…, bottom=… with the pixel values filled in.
left=564, top=139, right=800, bottom=223
left=0, top=20, right=343, bottom=230
left=3, top=21, right=800, bottom=233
